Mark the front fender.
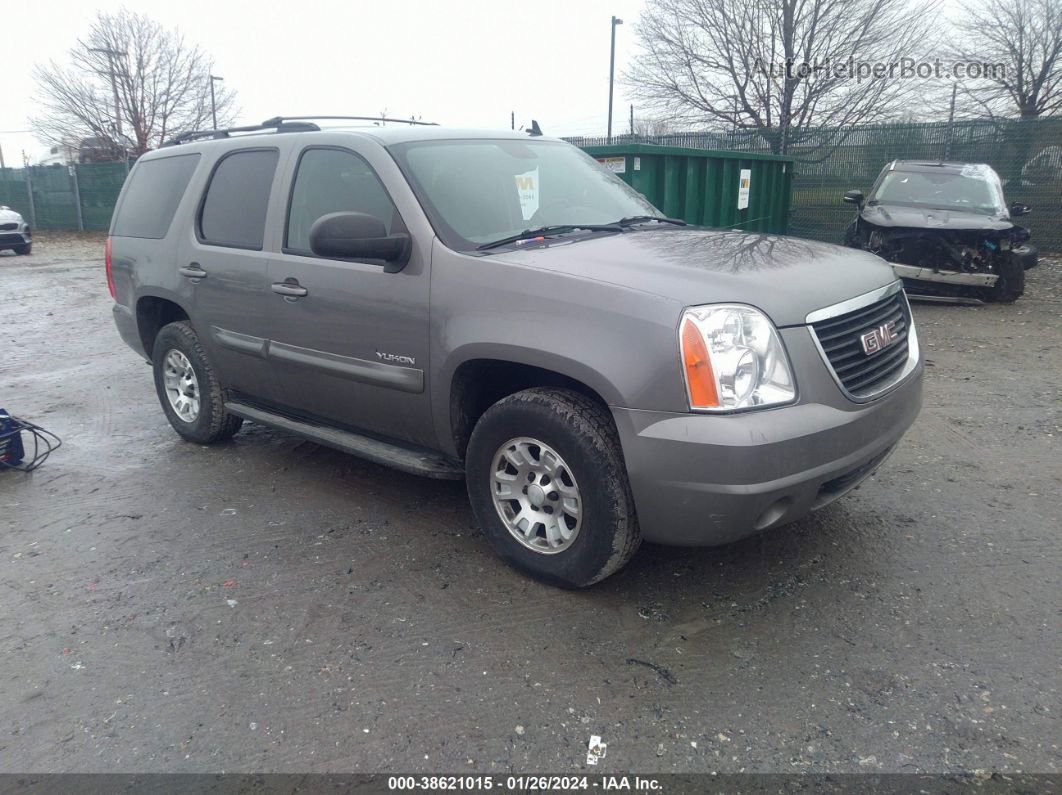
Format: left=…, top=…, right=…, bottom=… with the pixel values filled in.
left=428, top=242, right=687, bottom=458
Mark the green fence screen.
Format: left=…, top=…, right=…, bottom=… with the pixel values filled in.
left=0, top=161, right=128, bottom=232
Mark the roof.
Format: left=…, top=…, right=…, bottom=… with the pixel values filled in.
left=889, top=159, right=989, bottom=173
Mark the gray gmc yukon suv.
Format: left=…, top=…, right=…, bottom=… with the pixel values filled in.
left=108, top=118, right=923, bottom=587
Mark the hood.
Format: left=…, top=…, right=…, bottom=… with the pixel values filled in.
left=860, top=203, right=1013, bottom=231
left=0, top=207, right=25, bottom=224
left=488, top=227, right=897, bottom=327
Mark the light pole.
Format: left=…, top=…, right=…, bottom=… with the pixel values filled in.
left=607, top=15, right=623, bottom=143
left=209, top=74, right=224, bottom=130
left=88, top=47, right=126, bottom=139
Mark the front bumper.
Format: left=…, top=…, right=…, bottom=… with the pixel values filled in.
left=612, top=348, right=923, bottom=546
left=0, top=230, right=31, bottom=248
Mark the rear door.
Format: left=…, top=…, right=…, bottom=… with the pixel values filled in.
left=265, top=143, right=433, bottom=446
left=180, top=147, right=287, bottom=404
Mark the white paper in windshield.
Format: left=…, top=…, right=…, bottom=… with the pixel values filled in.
left=515, top=167, right=539, bottom=221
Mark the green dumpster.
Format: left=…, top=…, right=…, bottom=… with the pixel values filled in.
left=581, top=144, right=794, bottom=235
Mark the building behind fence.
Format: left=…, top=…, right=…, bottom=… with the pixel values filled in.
left=0, top=118, right=1059, bottom=250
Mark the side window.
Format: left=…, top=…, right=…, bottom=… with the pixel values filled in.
left=199, top=149, right=279, bottom=249
left=112, top=154, right=200, bottom=239
left=285, top=148, right=403, bottom=254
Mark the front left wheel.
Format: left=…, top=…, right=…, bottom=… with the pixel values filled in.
left=984, top=252, right=1025, bottom=303
left=151, top=320, right=243, bottom=444
left=465, top=388, right=641, bottom=588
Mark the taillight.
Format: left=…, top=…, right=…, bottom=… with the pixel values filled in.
left=105, top=236, right=116, bottom=299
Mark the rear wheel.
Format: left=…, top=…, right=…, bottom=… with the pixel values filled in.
left=151, top=321, right=243, bottom=443
left=465, top=388, right=640, bottom=588
left=983, top=252, right=1025, bottom=303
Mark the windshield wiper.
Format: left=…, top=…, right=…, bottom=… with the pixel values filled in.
left=615, top=215, right=687, bottom=227
left=477, top=224, right=621, bottom=251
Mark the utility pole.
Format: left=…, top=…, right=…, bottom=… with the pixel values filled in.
left=607, top=15, right=623, bottom=143
left=210, top=74, right=225, bottom=130
left=511, top=111, right=515, bottom=130
left=944, top=82, right=958, bottom=161
left=88, top=47, right=126, bottom=139
left=629, top=104, right=634, bottom=137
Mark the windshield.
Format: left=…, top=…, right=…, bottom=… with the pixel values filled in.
left=869, top=165, right=1007, bottom=215
left=390, top=139, right=661, bottom=250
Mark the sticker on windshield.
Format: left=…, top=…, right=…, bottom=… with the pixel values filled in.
left=597, top=157, right=626, bottom=174
left=515, top=167, right=539, bottom=221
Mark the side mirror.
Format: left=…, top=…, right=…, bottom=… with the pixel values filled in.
left=843, top=190, right=864, bottom=206
left=1009, top=202, right=1031, bottom=217
left=309, top=212, right=411, bottom=273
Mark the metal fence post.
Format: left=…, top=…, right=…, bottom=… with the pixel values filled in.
left=24, top=169, right=36, bottom=230
left=70, top=165, right=84, bottom=232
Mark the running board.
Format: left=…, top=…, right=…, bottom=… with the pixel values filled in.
left=890, top=263, right=997, bottom=287
left=225, top=402, right=464, bottom=480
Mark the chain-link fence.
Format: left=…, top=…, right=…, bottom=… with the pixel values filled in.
left=571, top=117, right=1062, bottom=251
left=0, top=161, right=129, bottom=232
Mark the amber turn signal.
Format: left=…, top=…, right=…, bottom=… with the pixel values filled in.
left=681, top=318, right=720, bottom=408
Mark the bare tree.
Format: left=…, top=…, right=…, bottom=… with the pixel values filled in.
left=32, top=9, right=238, bottom=158
left=626, top=0, right=940, bottom=152
left=633, top=116, right=676, bottom=137
left=948, top=0, right=1062, bottom=118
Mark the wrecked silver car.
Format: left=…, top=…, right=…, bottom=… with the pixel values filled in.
left=843, top=161, right=1033, bottom=303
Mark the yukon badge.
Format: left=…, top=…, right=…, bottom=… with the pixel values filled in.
left=376, top=351, right=416, bottom=366
left=860, top=320, right=899, bottom=355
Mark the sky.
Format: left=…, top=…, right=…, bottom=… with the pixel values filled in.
left=1, top=0, right=650, bottom=164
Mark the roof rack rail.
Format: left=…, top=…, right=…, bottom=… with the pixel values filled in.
left=261, top=115, right=439, bottom=127
left=162, top=118, right=320, bottom=147
left=161, top=114, right=439, bottom=147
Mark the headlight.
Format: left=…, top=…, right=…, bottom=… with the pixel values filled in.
left=680, top=304, right=796, bottom=411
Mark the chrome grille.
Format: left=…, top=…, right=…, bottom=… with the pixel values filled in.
left=809, top=285, right=915, bottom=400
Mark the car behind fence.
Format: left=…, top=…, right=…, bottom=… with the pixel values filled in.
left=0, top=117, right=1058, bottom=251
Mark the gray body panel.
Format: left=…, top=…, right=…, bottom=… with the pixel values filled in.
left=859, top=203, right=1014, bottom=231
left=109, top=126, right=923, bottom=546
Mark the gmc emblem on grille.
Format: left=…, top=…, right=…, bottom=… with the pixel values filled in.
left=860, top=321, right=899, bottom=355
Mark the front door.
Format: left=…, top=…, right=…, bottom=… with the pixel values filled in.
left=265, top=145, right=433, bottom=447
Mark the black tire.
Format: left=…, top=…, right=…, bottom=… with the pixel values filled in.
left=465, top=388, right=641, bottom=588
left=13, top=243, right=31, bottom=256
left=151, top=320, right=243, bottom=444
left=1014, top=244, right=1038, bottom=270
left=983, top=252, right=1025, bottom=303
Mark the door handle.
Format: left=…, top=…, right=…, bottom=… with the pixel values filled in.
left=179, top=263, right=208, bottom=280
left=271, top=281, right=308, bottom=298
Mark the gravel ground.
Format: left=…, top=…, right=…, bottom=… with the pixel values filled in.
left=1, top=234, right=1059, bottom=774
